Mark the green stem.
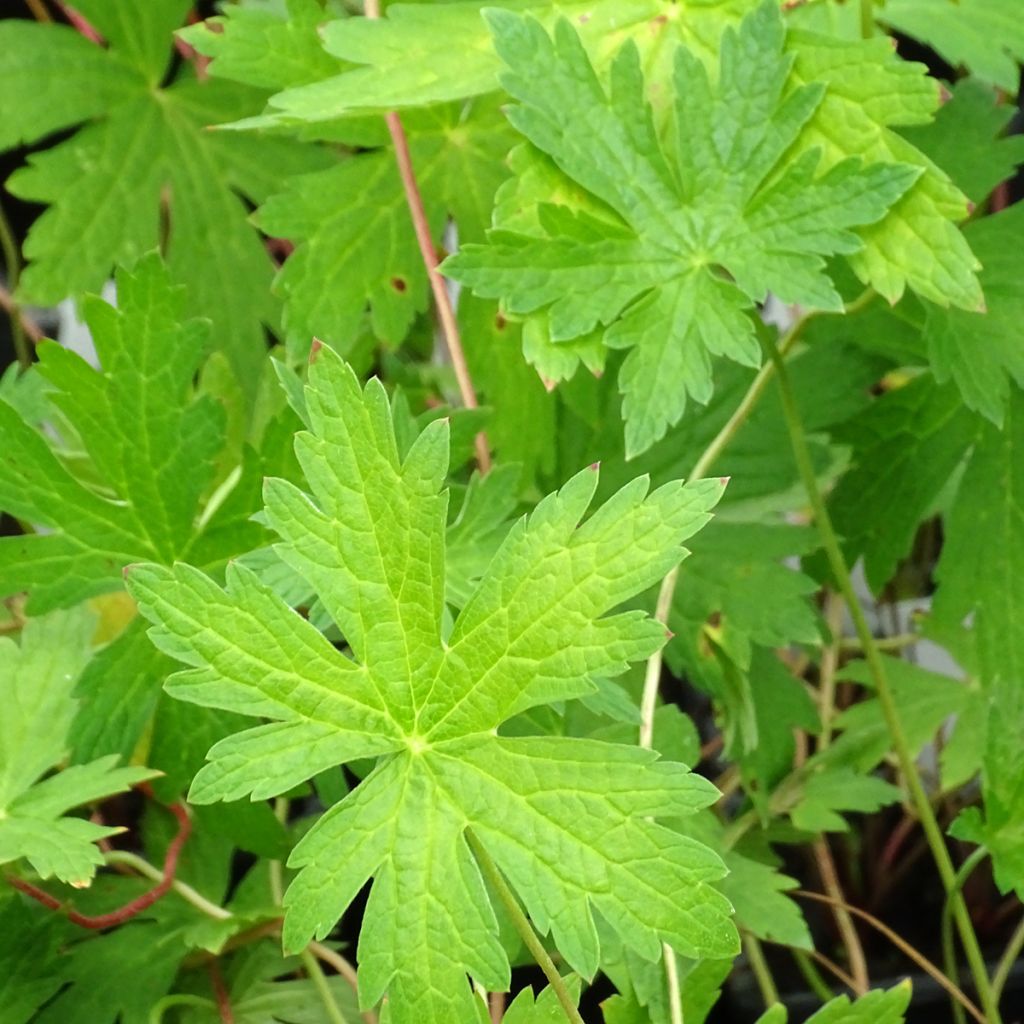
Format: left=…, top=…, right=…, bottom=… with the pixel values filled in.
left=0, top=197, right=31, bottom=369
left=767, top=339, right=1001, bottom=1024
left=104, top=851, right=233, bottom=921
left=467, top=831, right=583, bottom=1024
left=791, top=949, right=834, bottom=1003
left=860, top=0, right=873, bottom=38
left=942, top=848, right=988, bottom=1024
left=149, top=995, right=217, bottom=1023
left=744, top=933, right=779, bottom=1009
left=992, top=912, right=1024, bottom=1006
left=301, top=948, right=351, bottom=1024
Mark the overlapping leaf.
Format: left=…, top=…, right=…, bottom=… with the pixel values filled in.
left=0, top=255, right=264, bottom=614
left=880, top=0, right=1024, bottom=94
left=127, top=347, right=738, bottom=1024
left=0, top=610, right=155, bottom=884
left=0, top=5, right=329, bottom=393
left=445, top=4, right=920, bottom=455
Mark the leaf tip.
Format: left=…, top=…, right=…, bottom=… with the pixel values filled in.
left=719, top=476, right=730, bottom=487
left=938, top=83, right=952, bottom=104
left=588, top=461, right=600, bottom=472
left=309, top=337, right=324, bottom=364
left=664, top=627, right=675, bottom=641
left=542, top=376, right=558, bottom=393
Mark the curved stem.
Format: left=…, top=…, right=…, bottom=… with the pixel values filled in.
left=992, top=912, right=1024, bottom=1006
left=301, top=948, right=351, bottom=1024
left=745, top=933, right=779, bottom=1009
left=768, top=338, right=1000, bottom=1023
left=791, top=948, right=835, bottom=1003
left=812, top=839, right=869, bottom=994
left=941, top=848, right=988, bottom=1024
left=103, top=850, right=233, bottom=921
left=796, top=891, right=985, bottom=1024
left=363, top=0, right=490, bottom=474
left=467, top=831, right=583, bottom=1024
left=0, top=197, right=34, bottom=369
left=149, top=995, right=217, bottom=1023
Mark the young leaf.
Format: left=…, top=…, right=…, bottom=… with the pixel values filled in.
left=444, top=3, right=920, bottom=455
left=0, top=11, right=329, bottom=393
left=0, top=610, right=156, bottom=884
left=127, top=347, right=738, bottom=1024
left=754, top=983, right=911, bottom=1024
left=879, top=0, right=1024, bottom=93
left=0, top=255, right=263, bottom=613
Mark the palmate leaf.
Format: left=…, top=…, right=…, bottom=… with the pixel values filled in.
left=754, top=984, right=911, bottom=1024
left=127, top=347, right=738, bottom=1024
left=0, top=255, right=263, bottom=614
left=0, top=6, right=329, bottom=394
left=879, top=0, right=1024, bottom=94
left=444, top=3, right=920, bottom=455
left=0, top=610, right=156, bottom=884
left=937, top=387, right=1024, bottom=898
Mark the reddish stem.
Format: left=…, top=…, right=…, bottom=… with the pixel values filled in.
left=58, top=3, right=102, bottom=42
left=209, top=960, right=236, bottom=1024
left=7, top=791, right=192, bottom=929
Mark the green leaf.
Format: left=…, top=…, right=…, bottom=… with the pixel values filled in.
left=127, top=347, right=738, bottom=1024
left=790, top=767, right=902, bottom=833
left=924, top=203, right=1024, bottom=427
left=0, top=16, right=329, bottom=394
left=764, top=984, right=911, bottom=1024
left=0, top=609, right=156, bottom=884
left=502, top=976, right=582, bottom=1024
left=178, top=0, right=343, bottom=91
left=880, top=0, right=1024, bottom=93
left=936, top=387, right=1024, bottom=897
left=0, top=892, right=69, bottom=1024
left=445, top=4, right=919, bottom=455
left=254, top=99, right=515, bottom=359
left=900, top=79, right=1024, bottom=206
left=0, top=255, right=263, bottom=613
left=826, top=375, right=980, bottom=592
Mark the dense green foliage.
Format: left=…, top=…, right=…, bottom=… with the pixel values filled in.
left=0, top=1, right=1021, bottom=1022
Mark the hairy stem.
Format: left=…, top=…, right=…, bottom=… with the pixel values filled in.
left=768, top=338, right=1000, bottom=1023
left=467, top=831, right=583, bottom=1024
left=301, top=948, right=351, bottom=1024
left=812, top=839, right=869, bottom=994
left=363, top=0, right=490, bottom=474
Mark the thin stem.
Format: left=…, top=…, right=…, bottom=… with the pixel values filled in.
left=744, top=933, right=779, bottom=1009
left=301, top=948, right=351, bottom=1024
left=796, top=891, right=985, bottom=1024
left=664, top=944, right=684, bottom=1024
left=0, top=197, right=34, bottom=368
left=24, top=0, right=52, bottom=21
left=209, top=960, right=236, bottom=1024
left=269, top=796, right=288, bottom=906
left=859, top=0, right=873, bottom=39
left=839, top=633, right=919, bottom=653
left=767, top=338, right=1001, bottom=1024
left=467, top=831, right=583, bottom=1024
left=818, top=593, right=843, bottom=750
left=812, top=839, right=869, bottom=994
left=941, top=848, right=988, bottom=1024
left=364, top=0, right=490, bottom=474
left=802, top=947, right=858, bottom=993
left=104, top=851, right=233, bottom=921
left=992, top=912, right=1024, bottom=1006
left=149, top=995, right=217, bottom=1023
left=791, top=948, right=835, bottom=1003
